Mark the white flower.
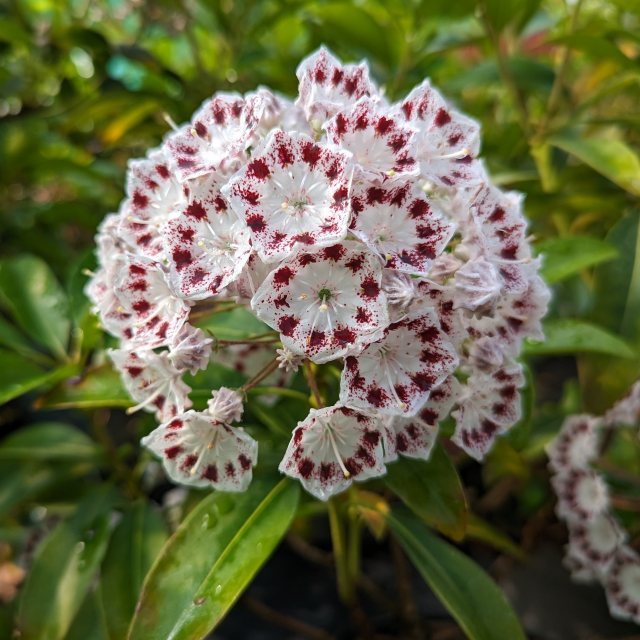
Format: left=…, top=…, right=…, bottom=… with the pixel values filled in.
left=142, top=410, right=258, bottom=491
left=168, top=324, right=213, bottom=375
left=163, top=174, right=252, bottom=300
left=546, top=415, right=601, bottom=473
left=276, top=347, right=303, bottom=373
left=604, top=547, right=640, bottom=624
left=109, top=348, right=192, bottom=422
left=223, top=129, right=353, bottom=263
left=296, top=46, right=378, bottom=125
left=340, top=307, right=458, bottom=416
left=350, top=181, right=455, bottom=275
left=279, top=405, right=388, bottom=500
left=252, top=242, right=389, bottom=363
left=552, top=468, right=610, bottom=523
left=207, top=387, right=244, bottom=424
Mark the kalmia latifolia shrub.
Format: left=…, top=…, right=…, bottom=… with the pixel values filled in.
left=86, top=47, right=549, bottom=501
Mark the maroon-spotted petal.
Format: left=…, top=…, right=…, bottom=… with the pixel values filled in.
left=326, top=98, right=418, bottom=180
left=223, top=129, right=353, bottom=263
left=340, top=307, right=458, bottom=416
left=279, top=404, right=388, bottom=500
left=251, top=241, right=389, bottom=364
left=142, top=410, right=258, bottom=491
left=110, top=349, right=191, bottom=422
left=350, top=180, right=455, bottom=275
left=163, top=174, right=252, bottom=301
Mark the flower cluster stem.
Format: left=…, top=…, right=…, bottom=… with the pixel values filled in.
left=239, top=358, right=280, bottom=393
left=327, top=498, right=355, bottom=605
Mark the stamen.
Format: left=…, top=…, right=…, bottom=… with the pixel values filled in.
left=162, top=112, right=179, bottom=132
left=433, top=147, right=471, bottom=161
left=322, top=419, right=351, bottom=478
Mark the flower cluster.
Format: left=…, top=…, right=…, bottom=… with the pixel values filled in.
left=547, top=380, right=640, bottom=624
left=87, top=47, right=548, bottom=500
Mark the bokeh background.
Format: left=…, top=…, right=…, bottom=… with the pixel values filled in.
left=1, top=1, right=640, bottom=638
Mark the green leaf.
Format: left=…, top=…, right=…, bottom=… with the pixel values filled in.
left=525, top=318, right=636, bottom=358
left=195, top=308, right=271, bottom=341
left=0, top=350, right=75, bottom=405
left=0, top=314, right=47, bottom=361
left=0, top=463, right=60, bottom=519
left=16, top=486, right=117, bottom=640
left=0, top=255, right=71, bottom=359
left=101, top=502, right=168, bottom=640
left=128, top=477, right=299, bottom=640
left=465, top=515, right=525, bottom=560
left=65, top=589, right=110, bottom=640
left=36, top=365, right=131, bottom=409
left=549, top=133, right=640, bottom=196
left=386, top=506, right=526, bottom=640
left=537, top=235, right=618, bottom=283
left=0, top=422, right=100, bottom=462
left=384, top=443, right=468, bottom=541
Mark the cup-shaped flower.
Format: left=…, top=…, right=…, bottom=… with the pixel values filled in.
left=279, top=405, right=389, bottom=500
left=223, top=130, right=353, bottom=263
left=252, top=242, right=389, bottom=363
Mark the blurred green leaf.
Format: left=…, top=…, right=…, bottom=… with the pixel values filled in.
left=465, top=515, right=526, bottom=560
left=129, top=477, right=299, bottom=640
left=0, top=422, right=100, bottom=462
left=0, top=463, right=59, bottom=519
left=16, top=486, right=117, bottom=640
left=0, top=350, right=75, bottom=405
left=525, top=318, right=636, bottom=358
left=195, top=308, right=272, bottom=341
left=37, top=365, right=130, bottom=409
left=386, top=506, right=526, bottom=640
left=101, top=502, right=168, bottom=640
left=385, top=443, right=468, bottom=540
left=538, top=235, right=618, bottom=283
left=65, top=589, right=110, bottom=640
left=0, top=255, right=71, bottom=360
left=549, top=133, right=640, bottom=196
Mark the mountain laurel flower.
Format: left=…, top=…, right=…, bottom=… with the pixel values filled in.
left=87, top=46, right=548, bottom=500
left=547, top=382, right=640, bottom=625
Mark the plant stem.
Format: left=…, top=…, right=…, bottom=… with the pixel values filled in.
left=347, top=505, right=362, bottom=590
left=239, top=358, right=280, bottom=393
left=303, top=360, right=324, bottom=408
left=328, top=498, right=355, bottom=604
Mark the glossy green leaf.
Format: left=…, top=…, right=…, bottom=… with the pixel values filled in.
left=387, top=506, right=526, bottom=640
left=0, top=422, right=100, bottom=462
left=0, top=314, right=46, bottom=361
left=525, top=318, right=636, bottom=358
left=538, top=235, right=618, bottom=283
left=36, top=365, right=130, bottom=409
left=384, top=443, right=468, bottom=540
left=128, top=477, right=299, bottom=640
left=549, top=133, right=640, bottom=196
left=16, top=486, right=117, bottom=640
left=0, top=350, right=74, bottom=405
left=0, top=255, right=71, bottom=359
left=101, top=502, right=168, bottom=640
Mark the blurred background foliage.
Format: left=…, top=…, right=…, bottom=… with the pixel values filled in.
left=1, top=0, right=640, bottom=638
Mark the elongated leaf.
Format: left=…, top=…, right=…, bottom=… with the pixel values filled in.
left=525, top=318, right=636, bottom=358
left=0, top=255, right=70, bottom=359
left=101, top=502, right=168, bottom=640
left=0, top=350, right=75, bottom=405
left=579, top=212, right=640, bottom=409
left=65, top=589, right=110, bottom=640
left=17, top=486, right=117, bottom=640
left=387, top=506, right=526, bottom=640
left=0, top=314, right=46, bottom=361
left=128, top=477, right=299, bottom=640
left=36, top=365, right=130, bottom=409
left=550, top=133, right=640, bottom=196
left=0, top=422, right=100, bottom=462
left=538, top=236, right=618, bottom=283
left=384, top=444, right=468, bottom=540
left=0, top=463, right=59, bottom=519
left=466, top=515, right=525, bottom=560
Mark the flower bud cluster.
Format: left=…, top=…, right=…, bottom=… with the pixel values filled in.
left=547, top=381, right=640, bottom=624
left=87, top=47, right=548, bottom=499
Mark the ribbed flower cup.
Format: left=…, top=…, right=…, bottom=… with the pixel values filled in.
left=87, top=46, right=549, bottom=501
